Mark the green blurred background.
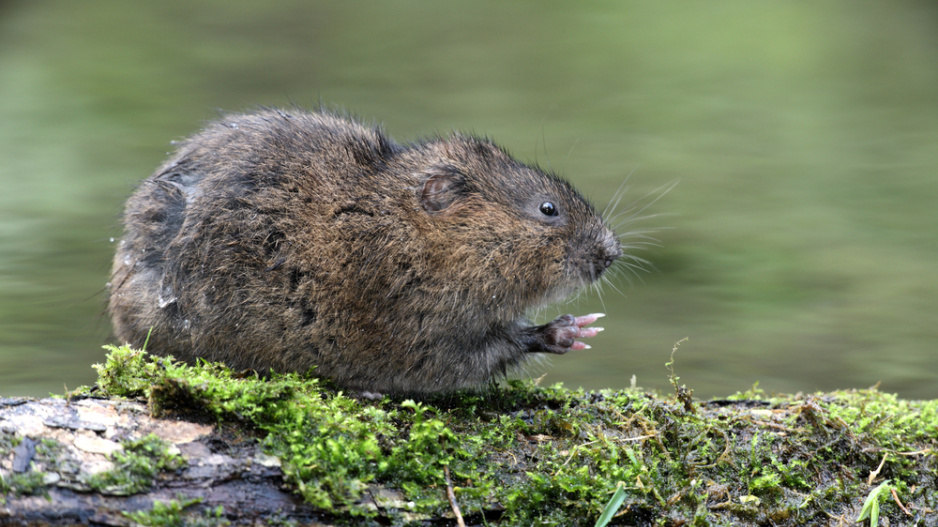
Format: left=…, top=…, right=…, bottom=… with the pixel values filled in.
left=1, top=1, right=936, bottom=398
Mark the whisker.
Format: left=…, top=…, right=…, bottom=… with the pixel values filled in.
left=605, top=179, right=679, bottom=227
left=619, top=252, right=654, bottom=265
left=602, top=169, right=637, bottom=219
left=617, top=230, right=666, bottom=243
left=565, top=137, right=580, bottom=163
left=613, top=212, right=674, bottom=230
left=601, top=274, right=626, bottom=296
left=592, top=278, right=608, bottom=314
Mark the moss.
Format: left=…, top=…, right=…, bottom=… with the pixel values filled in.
left=86, top=433, right=187, bottom=495
left=0, top=431, right=19, bottom=466
left=123, top=496, right=230, bottom=527
left=0, top=471, right=47, bottom=503
left=88, top=345, right=938, bottom=526
left=91, top=345, right=169, bottom=397
left=0, top=432, right=50, bottom=502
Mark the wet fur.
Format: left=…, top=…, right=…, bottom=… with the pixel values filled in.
left=109, top=109, right=620, bottom=393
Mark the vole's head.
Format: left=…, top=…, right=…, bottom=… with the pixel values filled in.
left=415, top=135, right=621, bottom=309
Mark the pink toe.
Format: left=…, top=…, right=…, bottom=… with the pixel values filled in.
left=576, top=327, right=604, bottom=339
left=574, top=313, right=605, bottom=328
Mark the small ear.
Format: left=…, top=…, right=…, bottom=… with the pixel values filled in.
left=420, top=171, right=463, bottom=213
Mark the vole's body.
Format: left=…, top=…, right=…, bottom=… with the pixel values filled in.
left=109, top=109, right=621, bottom=394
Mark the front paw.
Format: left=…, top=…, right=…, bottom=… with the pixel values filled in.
left=530, top=313, right=605, bottom=354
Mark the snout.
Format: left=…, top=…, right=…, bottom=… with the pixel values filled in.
left=601, top=232, right=622, bottom=269
left=586, top=230, right=622, bottom=281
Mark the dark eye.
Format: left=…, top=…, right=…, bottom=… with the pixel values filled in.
left=539, top=201, right=558, bottom=217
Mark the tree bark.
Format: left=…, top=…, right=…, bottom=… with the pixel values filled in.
left=0, top=397, right=326, bottom=526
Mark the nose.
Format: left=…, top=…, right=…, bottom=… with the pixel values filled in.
left=602, top=234, right=622, bottom=268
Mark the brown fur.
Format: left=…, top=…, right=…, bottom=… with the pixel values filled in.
left=108, top=109, right=621, bottom=393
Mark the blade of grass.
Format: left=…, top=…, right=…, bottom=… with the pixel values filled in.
left=857, top=479, right=892, bottom=526
left=594, top=482, right=627, bottom=527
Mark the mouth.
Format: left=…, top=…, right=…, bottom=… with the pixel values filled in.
left=570, top=253, right=619, bottom=287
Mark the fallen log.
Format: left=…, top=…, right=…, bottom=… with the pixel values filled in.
left=1, top=346, right=936, bottom=526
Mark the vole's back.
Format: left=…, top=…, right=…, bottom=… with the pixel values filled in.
left=109, top=109, right=621, bottom=394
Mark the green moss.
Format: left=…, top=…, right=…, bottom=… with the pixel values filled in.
left=88, top=345, right=938, bottom=526
left=86, top=433, right=186, bottom=495
left=123, top=497, right=230, bottom=527
left=0, top=432, right=50, bottom=502
left=91, top=345, right=169, bottom=397
left=0, top=471, right=47, bottom=503
left=0, top=432, right=18, bottom=462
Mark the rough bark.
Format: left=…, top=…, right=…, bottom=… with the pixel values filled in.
left=0, top=397, right=326, bottom=526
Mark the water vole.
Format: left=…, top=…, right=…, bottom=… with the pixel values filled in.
left=108, top=108, right=622, bottom=394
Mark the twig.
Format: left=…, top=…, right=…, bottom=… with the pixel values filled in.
left=443, top=465, right=466, bottom=527
left=888, top=448, right=933, bottom=456
left=891, top=487, right=912, bottom=516
left=867, top=453, right=888, bottom=486
left=618, top=433, right=657, bottom=443
left=753, top=420, right=804, bottom=434
left=561, top=440, right=598, bottom=467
